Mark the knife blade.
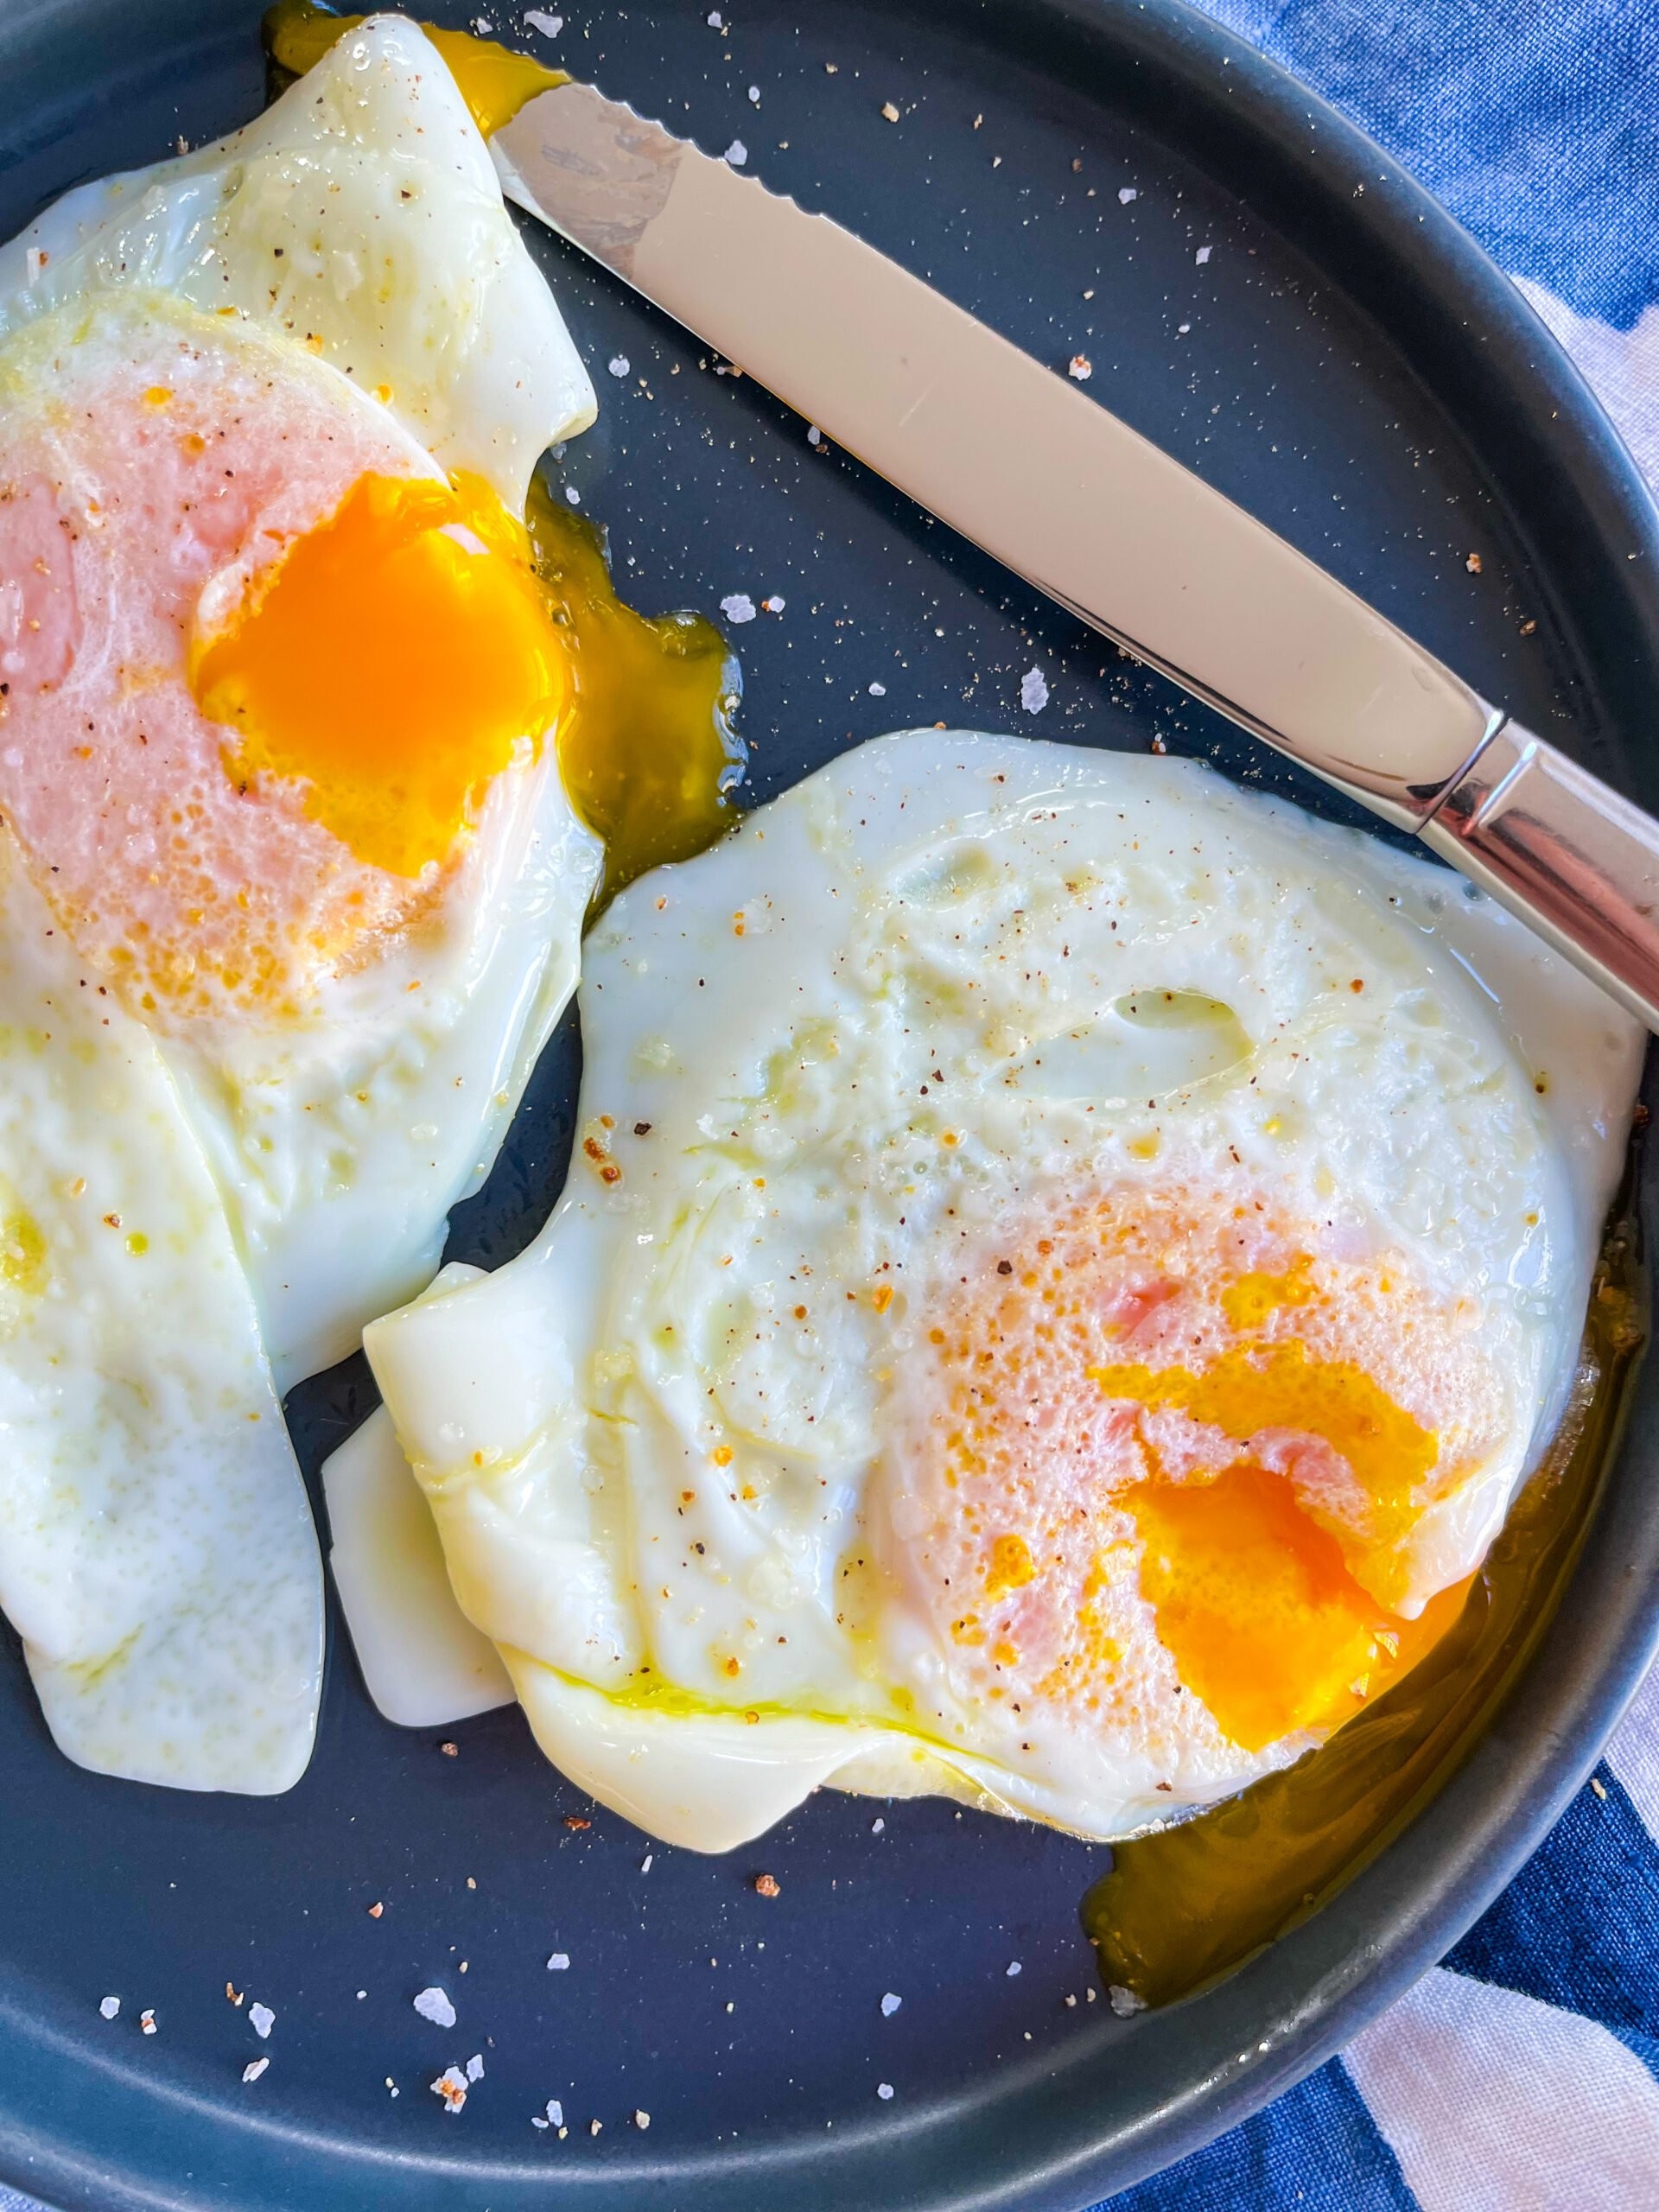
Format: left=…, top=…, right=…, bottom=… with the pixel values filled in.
left=495, top=80, right=1659, bottom=1030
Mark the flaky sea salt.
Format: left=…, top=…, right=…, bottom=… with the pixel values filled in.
left=99, top=1997, right=120, bottom=2021
left=1020, top=667, right=1049, bottom=714
left=249, top=2002, right=275, bottom=2040
left=608, top=356, right=632, bottom=378
left=721, top=594, right=757, bottom=625
left=547, top=1952, right=571, bottom=1973
left=724, top=140, right=748, bottom=167
left=414, top=1986, right=458, bottom=2028
left=880, top=1993, right=902, bottom=2017
left=876, top=2082, right=894, bottom=2101
left=242, top=2057, right=270, bottom=2084
left=524, top=10, right=563, bottom=35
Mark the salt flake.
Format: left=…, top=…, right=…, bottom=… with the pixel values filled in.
left=876, top=2082, right=895, bottom=2101
left=524, top=10, right=563, bottom=35
left=414, top=1986, right=458, bottom=2028
left=1020, top=667, right=1049, bottom=715
left=1006, top=1960, right=1023, bottom=1977
left=242, top=2057, right=270, bottom=2084
left=721, top=594, right=757, bottom=625
left=724, top=140, right=748, bottom=168
left=1118, top=186, right=1138, bottom=204
left=607, top=355, right=632, bottom=378
left=868, top=682, right=887, bottom=697
left=546, top=1952, right=571, bottom=1972
left=546, top=2098, right=565, bottom=2126
left=99, top=1997, right=120, bottom=2021
left=1108, top=1984, right=1147, bottom=2017
left=880, top=1993, right=902, bottom=2017
left=1196, top=245, right=1211, bottom=264
left=466, top=2053, right=486, bottom=2082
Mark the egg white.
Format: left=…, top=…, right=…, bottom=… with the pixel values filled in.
left=0, top=830, right=321, bottom=1791
left=0, top=17, right=602, bottom=1788
left=365, top=731, right=1643, bottom=1848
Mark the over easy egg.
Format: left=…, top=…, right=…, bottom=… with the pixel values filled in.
left=365, top=731, right=1643, bottom=1849
left=0, top=16, right=600, bottom=1789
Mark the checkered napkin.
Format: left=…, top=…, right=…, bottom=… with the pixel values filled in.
left=3, top=9, right=1656, bottom=2212
left=1100, top=9, right=1659, bottom=2206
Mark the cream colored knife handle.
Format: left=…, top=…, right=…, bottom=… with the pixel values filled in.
left=1421, top=724, right=1659, bottom=1028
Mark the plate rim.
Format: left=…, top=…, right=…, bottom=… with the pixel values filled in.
left=1, top=0, right=1657, bottom=2206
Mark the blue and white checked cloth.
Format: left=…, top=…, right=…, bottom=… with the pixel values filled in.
left=3, top=7, right=1656, bottom=2211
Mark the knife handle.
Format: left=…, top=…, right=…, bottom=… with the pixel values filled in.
left=1420, top=723, right=1659, bottom=1031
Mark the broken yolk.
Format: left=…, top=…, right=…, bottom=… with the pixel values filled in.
left=1088, top=1338, right=1440, bottom=1555
left=191, top=471, right=567, bottom=879
left=1125, top=1462, right=1468, bottom=1752
left=263, top=0, right=568, bottom=137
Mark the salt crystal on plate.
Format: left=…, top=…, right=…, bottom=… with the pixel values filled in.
left=1020, top=667, right=1049, bottom=714
left=724, top=140, right=748, bottom=167
left=140, top=2010, right=157, bottom=2035
left=547, top=1952, right=571, bottom=1972
left=431, top=2065, right=469, bottom=2114
left=748, top=85, right=761, bottom=104
left=1196, top=245, right=1211, bottom=264
left=608, top=356, right=631, bottom=378
left=99, top=1997, right=120, bottom=2021
left=1068, top=353, right=1092, bottom=381
left=1109, top=1985, right=1147, bottom=2017
left=876, top=2082, right=895, bottom=2101
left=547, top=2098, right=565, bottom=2126
left=1006, top=1960, right=1023, bottom=1977
left=467, top=2054, right=486, bottom=2082
left=707, top=9, right=724, bottom=25
left=524, top=10, right=563, bottom=34
left=242, top=2057, right=270, bottom=2084
left=414, top=1986, right=458, bottom=2027
left=871, top=1815, right=886, bottom=1829
left=634, top=2109, right=652, bottom=2129
left=763, top=594, right=785, bottom=613
left=564, top=486, right=581, bottom=505
left=248, top=2002, right=275, bottom=2040
left=807, top=426, right=823, bottom=446
left=1118, top=186, right=1138, bottom=204
left=721, top=594, right=757, bottom=625
left=880, top=1993, right=902, bottom=2017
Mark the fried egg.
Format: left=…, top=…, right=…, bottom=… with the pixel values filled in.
left=0, top=15, right=600, bottom=1383
left=365, top=731, right=1643, bottom=1849
left=0, top=16, right=601, bottom=1789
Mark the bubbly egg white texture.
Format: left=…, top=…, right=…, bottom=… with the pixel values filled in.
left=365, top=732, right=1643, bottom=1851
left=0, top=16, right=601, bottom=1384
left=0, top=19, right=601, bottom=1793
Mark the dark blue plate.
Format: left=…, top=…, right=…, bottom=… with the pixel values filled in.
left=1, top=3, right=1656, bottom=2207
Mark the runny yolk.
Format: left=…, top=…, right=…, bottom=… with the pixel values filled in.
left=1124, top=1462, right=1467, bottom=1752
left=263, top=0, right=569, bottom=137
left=191, top=471, right=567, bottom=880
left=1090, top=1338, right=1440, bottom=1559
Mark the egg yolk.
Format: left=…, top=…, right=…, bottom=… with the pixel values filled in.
left=191, top=471, right=568, bottom=880
left=1124, top=1462, right=1467, bottom=1751
left=263, top=0, right=568, bottom=137
left=894, top=1187, right=1505, bottom=1757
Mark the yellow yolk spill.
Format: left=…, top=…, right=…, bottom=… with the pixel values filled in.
left=192, top=471, right=567, bottom=880
left=1084, top=1201, right=1644, bottom=2010
left=263, top=0, right=568, bottom=136
left=1124, top=1462, right=1465, bottom=1752
left=525, top=483, right=743, bottom=906
left=1090, top=1325, right=1444, bottom=1750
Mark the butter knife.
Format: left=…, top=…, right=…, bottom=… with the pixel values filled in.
left=495, top=81, right=1659, bottom=1031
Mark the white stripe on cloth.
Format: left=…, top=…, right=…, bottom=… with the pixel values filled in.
left=1342, top=1964, right=1659, bottom=2210
left=1605, top=1647, right=1659, bottom=1842
left=1514, top=275, right=1659, bottom=492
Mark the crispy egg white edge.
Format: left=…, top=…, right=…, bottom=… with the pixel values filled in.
left=354, top=733, right=1643, bottom=1847
left=0, top=830, right=323, bottom=1793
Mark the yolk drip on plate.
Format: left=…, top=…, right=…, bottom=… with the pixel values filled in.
left=264, top=0, right=567, bottom=136
left=192, top=471, right=567, bottom=880
left=525, top=485, right=744, bottom=906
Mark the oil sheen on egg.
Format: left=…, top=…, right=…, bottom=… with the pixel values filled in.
left=0, top=15, right=606, bottom=1793
left=364, top=731, right=1643, bottom=1850
left=0, top=14, right=601, bottom=1387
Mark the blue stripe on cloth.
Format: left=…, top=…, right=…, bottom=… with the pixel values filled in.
left=1443, top=1764, right=1659, bottom=2044
left=1195, top=0, right=1659, bottom=328
left=1098, top=2056, right=1420, bottom=2209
